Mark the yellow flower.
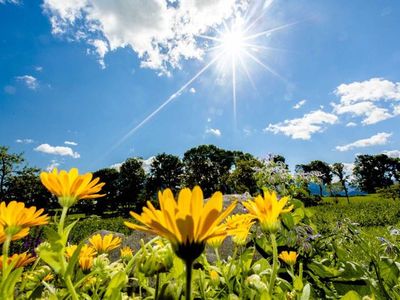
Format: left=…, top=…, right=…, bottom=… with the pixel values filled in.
left=243, top=190, right=293, bottom=233
left=43, top=273, right=54, bottom=282
left=120, top=246, right=133, bottom=260
left=89, top=233, right=122, bottom=253
left=78, top=245, right=97, bottom=271
left=40, top=168, right=105, bottom=208
left=209, top=269, right=220, bottom=286
left=278, top=251, right=298, bottom=266
left=65, top=244, right=78, bottom=259
left=125, top=186, right=236, bottom=262
left=0, top=201, right=48, bottom=242
left=0, top=252, right=36, bottom=270
left=207, top=234, right=227, bottom=249
left=225, top=214, right=255, bottom=245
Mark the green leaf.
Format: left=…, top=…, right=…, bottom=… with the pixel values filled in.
left=300, top=283, right=311, bottom=300
left=308, top=260, right=343, bottom=278
left=65, top=243, right=84, bottom=279
left=339, top=291, right=362, bottom=300
left=294, top=276, right=304, bottom=291
left=0, top=267, right=23, bottom=299
left=240, top=247, right=254, bottom=272
left=379, top=257, right=400, bottom=288
left=104, top=271, right=128, bottom=300
left=39, top=247, right=63, bottom=274
left=292, top=208, right=305, bottom=225
left=282, top=213, right=295, bottom=229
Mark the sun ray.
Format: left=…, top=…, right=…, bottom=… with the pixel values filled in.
left=232, top=56, right=237, bottom=128
left=112, top=53, right=224, bottom=149
left=243, top=49, right=287, bottom=83
left=244, top=21, right=300, bottom=41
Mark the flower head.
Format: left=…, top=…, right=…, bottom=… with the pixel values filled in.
left=278, top=251, right=298, bottom=266
left=79, top=245, right=97, bottom=271
left=40, top=168, right=105, bottom=208
left=125, top=186, right=236, bottom=262
left=0, top=201, right=48, bottom=242
left=65, top=244, right=78, bottom=259
left=0, top=252, right=36, bottom=270
left=225, top=214, right=255, bottom=245
left=120, top=246, right=133, bottom=260
left=243, top=190, right=293, bottom=233
left=89, top=233, right=121, bottom=253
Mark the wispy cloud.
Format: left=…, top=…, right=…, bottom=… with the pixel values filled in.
left=0, top=0, right=20, bottom=4
left=46, top=159, right=60, bottom=171
left=293, top=99, right=306, bottom=109
left=16, top=75, right=39, bottom=90
left=382, top=149, right=400, bottom=159
left=35, top=143, right=80, bottom=158
left=16, top=138, right=34, bottom=144
left=265, top=110, right=338, bottom=140
left=345, top=122, right=357, bottom=127
left=205, top=128, right=222, bottom=137
left=189, top=87, right=196, bottom=94
left=336, top=132, right=392, bottom=152
left=64, top=141, right=78, bottom=146
left=42, top=0, right=246, bottom=74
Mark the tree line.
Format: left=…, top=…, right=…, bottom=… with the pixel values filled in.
left=1, top=145, right=399, bottom=216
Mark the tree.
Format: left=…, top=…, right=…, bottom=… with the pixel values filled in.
left=331, top=162, right=350, bottom=204
left=0, top=146, right=24, bottom=201
left=227, top=157, right=262, bottom=195
left=353, top=154, right=399, bottom=193
left=145, top=153, right=184, bottom=200
left=297, top=160, right=332, bottom=197
left=7, top=166, right=53, bottom=209
left=376, top=184, right=400, bottom=201
left=83, top=168, right=120, bottom=216
left=183, top=145, right=235, bottom=197
left=118, top=158, right=146, bottom=213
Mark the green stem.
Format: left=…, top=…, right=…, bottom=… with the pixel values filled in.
left=1, top=235, right=11, bottom=283
left=58, top=206, right=69, bottom=236
left=268, top=233, right=278, bottom=295
left=214, top=247, right=221, bottom=264
left=155, top=272, right=160, bottom=300
left=185, top=259, right=193, bottom=300
left=226, top=246, right=238, bottom=294
left=65, top=275, right=79, bottom=300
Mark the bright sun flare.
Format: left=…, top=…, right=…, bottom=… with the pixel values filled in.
left=220, top=29, right=246, bottom=57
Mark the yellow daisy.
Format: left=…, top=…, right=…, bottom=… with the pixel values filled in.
left=125, top=186, right=236, bottom=262
left=88, top=233, right=122, bottom=253
left=78, top=245, right=97, bottom=271
left=40, top=168, right=105, bottom=208
left=0, top=201, right=48, bottom=242
left=243, top=190, right=293, bottom=233
left=0, top=252, right=36, bottom=270
left=278, top=251, right=298, bottom=266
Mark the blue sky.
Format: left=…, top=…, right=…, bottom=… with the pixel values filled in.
left=1, top=0, right=399, bottom=173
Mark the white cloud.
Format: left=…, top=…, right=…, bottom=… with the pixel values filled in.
left=42, top=0, right=246, bottom=74
left=0, top=0, right=20, bottom=4
left=335, top=132, right=392, bottom=152
left=293, top=99, right=306, bottom=109
left=331, top=101, right=393, bottom=125
left=189, top=87, right=196, bottom=93
left=46, top=160, right=60, bottom=172
left=35, top=66, right=43, bottom=72
left=35, top=143, right=80, bottom=158
left=64, top=140, right=78, bottom=146
left=345, top=122, right=357, bottom=127
left=331, top=78, right=400, bottom=125
left=335, top=78, right=400, bottom=104
left=382, top=150, right=400, bottom=159
left=393, top=105, right=400, bottom=115
left=205, top=128, right=222, bottom=137
left=16, top=138, right=34, bottom=144
left=265, top=110, right=338, bottom=140
left=16, top=75, right=38, bottom=90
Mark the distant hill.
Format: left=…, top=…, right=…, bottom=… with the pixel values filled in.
left=308, top=183, right=366, bottom=196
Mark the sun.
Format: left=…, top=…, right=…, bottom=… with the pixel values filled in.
left=220, top=29, right=246, bottom=57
